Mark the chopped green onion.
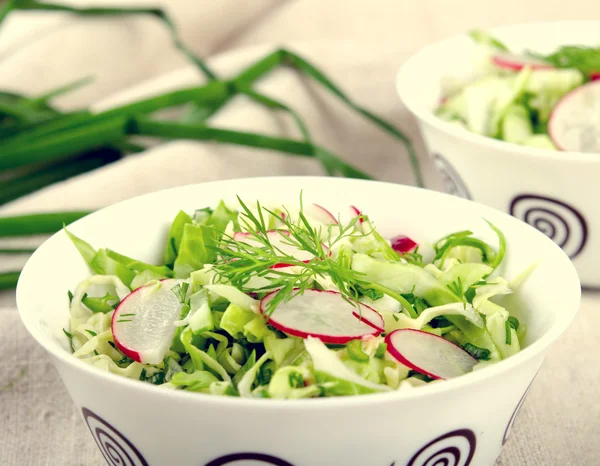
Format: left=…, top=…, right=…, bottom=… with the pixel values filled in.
left=507, top=316, right=520, bottom=331
left=346, top=339, right=370, bottom=363
left=81, top=293, right=118, bottom=313
left=505, top=316, right=520, bottom=345
left=170, top=282, right=189, bottom=304
left=288, top=371, right=304, bottom=388
left=462, top=343, right=491, bottom=360
left=374, top=343, right=387, bottom=359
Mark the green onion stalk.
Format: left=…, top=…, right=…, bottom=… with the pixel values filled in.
left=0, top=1, right=423, bottom=289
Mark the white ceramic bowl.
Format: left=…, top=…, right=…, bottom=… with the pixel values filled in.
left=397, top=21, right=600, bottom=287
left=17, top=177, right=580, bottom=466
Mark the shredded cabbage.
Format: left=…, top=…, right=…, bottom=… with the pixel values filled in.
left=63, top=199, right=527, bottom=398
left=436, top=32, right=587, bottom=148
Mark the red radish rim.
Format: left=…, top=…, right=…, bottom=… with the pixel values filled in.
left=349, top=205, right=364, bottom=224
left=111, top=278, right=181, bottom=363
left=234, top=230, right=299, bottom=269
left=261, top=288, right=385, bottom=330
left=491, top=53, right=554, bottom=72
left=350, top=309, right=384, bottom=333
left=260, top=288, right=384, bottom=344
left=311, top=203, right=338, bottom=224
left=385, top=328, right=475, bottom=380
left=548, top=80, right=600, bottom=152
left=111, top=287, right=142, bottom=362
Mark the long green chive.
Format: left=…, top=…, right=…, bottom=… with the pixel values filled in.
left=0, top=271, right=20, bottom=289
left=0, top=1, right=428, bottom=294
left=0, top=212, right=90, bottom=237
left=0, top=248, right=36, bottom=254
left=12, top=1, right=217, bottom=80
left=131, top=118, right=373, bottom=179
left=0, top=148, right=120, bottom=205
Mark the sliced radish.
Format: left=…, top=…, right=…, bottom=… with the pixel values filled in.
left=260, top=289, right=384, bottom=344
left=391, top=234, right=418, bottom=253
left=349, top=205, right=364, bottom=224
left=305, top=203, right=338, bottom=224
left=385, top=329, right=477, bottom=380
left=491, top=52, right=553, bottom=72
left=111, top=279, right=183, bottom=364
left=548, top=81, right=600, bottom=152
left=234, top=230, right=320, bottom=267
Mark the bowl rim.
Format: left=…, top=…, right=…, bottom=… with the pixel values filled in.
left=16, top=177, right=582, bottom=409
left=396, top=20, right=600, bottom=163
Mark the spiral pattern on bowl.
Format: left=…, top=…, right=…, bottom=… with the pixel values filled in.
left=407, top=429, right=476, bottom=466
left=82, top=408, right=148, bottom=466
left=509, top=194, right=588, bottom=259
left=432, top=153, right=472, bottom=200
left=204, top=452, right=294, bottom=466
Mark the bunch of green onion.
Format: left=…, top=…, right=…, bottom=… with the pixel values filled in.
left=0, top=1, right=421, bottom=290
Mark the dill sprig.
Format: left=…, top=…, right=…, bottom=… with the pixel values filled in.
left=398, top=247, right=424, bottom=266
left=210, top=195, right=412, bottom=316
left=528, top=45, right=600, bottom=77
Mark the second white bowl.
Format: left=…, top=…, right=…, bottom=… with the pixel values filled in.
left=397, top=21, right=600, bottom=287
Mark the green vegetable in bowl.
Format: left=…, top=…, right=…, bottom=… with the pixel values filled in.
left=436, top=30, right=600, bottom=152
left=63, top=195, right=526, bottom=398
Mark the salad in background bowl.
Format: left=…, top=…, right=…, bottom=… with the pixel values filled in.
left=16, top=177, right=580, bottom=466
left=437, top=30, right=600, bottom=152
left=397, top=21, right=600, bottom=287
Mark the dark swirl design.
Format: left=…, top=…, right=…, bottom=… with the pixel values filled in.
left=407, top=429, right=476, bottom=466
left=503, top=375, right=538, bottom=445
left=432, top=153, right=472, bottom=200
left=509, top=194, right=588, bottom=259
left=205, top=452, right=294, bottom=466
left=82, top=408, right=148, bottom=466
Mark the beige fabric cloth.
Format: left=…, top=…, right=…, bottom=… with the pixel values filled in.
left=1, top=1, right=599, bottom=464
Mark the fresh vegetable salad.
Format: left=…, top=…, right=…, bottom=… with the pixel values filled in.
left=436, top=30, right=600, bottom=152
left=63, top=197, right=525, bottom=398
